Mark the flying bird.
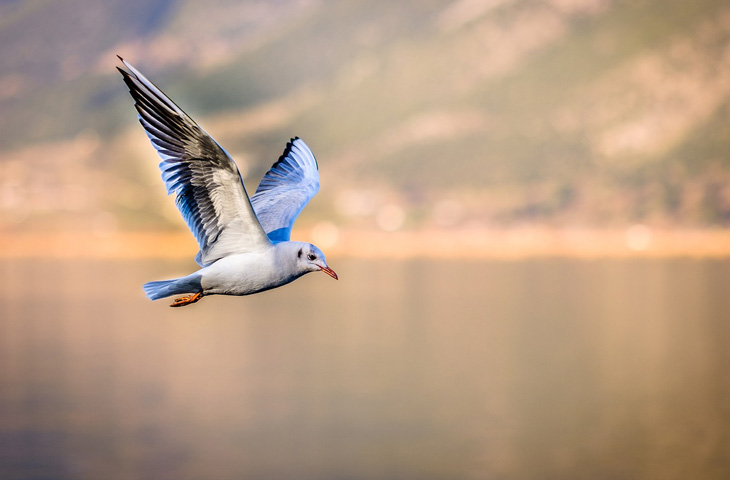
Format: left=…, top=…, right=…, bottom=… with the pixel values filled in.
left=117, top=57, right=337, bottom=307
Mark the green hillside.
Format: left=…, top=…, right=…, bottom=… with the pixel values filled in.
left=1, top=0, right=729, bottom=230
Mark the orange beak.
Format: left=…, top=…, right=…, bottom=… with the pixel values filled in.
left=319, top=265, right=338, bottom=280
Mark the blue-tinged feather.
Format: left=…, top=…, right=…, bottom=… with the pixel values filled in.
left=117, top=57, right=271, bottom=266
left=251, top=137, right=320, bottom=243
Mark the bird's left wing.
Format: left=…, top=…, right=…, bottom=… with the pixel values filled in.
left=250, top=137, right=320, bottom=243
left=117, top=57, right=271, bottom=266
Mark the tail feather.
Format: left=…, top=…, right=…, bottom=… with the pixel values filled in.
left=143, top=279, right=178, bottom=300
left=143, top=274, right=203, bottom=301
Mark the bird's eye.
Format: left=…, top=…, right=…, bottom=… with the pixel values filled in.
left=307, top=253, right=316, bottom=261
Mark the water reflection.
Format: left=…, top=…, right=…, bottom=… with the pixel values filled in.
left=0, top=258, right=728, bottom=479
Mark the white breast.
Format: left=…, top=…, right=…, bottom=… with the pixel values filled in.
left=198, top=247, right=300, bottom=296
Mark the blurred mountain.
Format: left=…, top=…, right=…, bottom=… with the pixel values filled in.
left=1, top=0, right=730, bottom=232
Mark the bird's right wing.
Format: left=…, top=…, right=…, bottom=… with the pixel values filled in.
left=250, top=138, right=320, bottom=243
left=117, top=57, right=271, bottom=266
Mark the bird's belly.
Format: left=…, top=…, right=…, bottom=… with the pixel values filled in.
left=199, top=254, right=295, bottom=296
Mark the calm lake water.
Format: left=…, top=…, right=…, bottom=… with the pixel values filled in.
left=0, top=257, right=728, bottom=480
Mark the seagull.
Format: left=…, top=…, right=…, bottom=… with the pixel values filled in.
left=117, top=57, right=338, bottom=307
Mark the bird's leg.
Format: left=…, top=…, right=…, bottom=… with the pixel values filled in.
left=170, top=291, right=203, bottom=307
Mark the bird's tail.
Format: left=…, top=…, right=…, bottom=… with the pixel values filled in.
left=143, top=279, right=177, bottom=300
left=143, top=274, right=203, bottom=300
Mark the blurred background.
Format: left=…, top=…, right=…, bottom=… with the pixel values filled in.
left=0, top=0, right=729, bottom=479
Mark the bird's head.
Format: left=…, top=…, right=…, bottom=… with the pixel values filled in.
left=296, top=243, right=338, bottom=280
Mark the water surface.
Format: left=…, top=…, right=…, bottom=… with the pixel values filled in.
left=0, top=258, right=728, bottom=479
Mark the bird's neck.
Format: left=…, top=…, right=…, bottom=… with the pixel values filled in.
left=272, top=241, right=308, bottom=279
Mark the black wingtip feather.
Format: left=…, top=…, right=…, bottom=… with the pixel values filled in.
left=267, top=136, right=317, bottom=171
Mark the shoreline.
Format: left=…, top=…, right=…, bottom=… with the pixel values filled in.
left=1, top=228, right=729, bottom=260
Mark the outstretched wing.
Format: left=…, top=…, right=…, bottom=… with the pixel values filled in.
left=250, top=137, right=320, bottom=242
left=117, top=57, right=271, bottom=266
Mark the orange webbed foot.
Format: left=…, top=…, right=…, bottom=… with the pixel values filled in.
left=170, top=292, right=203, bottom=307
